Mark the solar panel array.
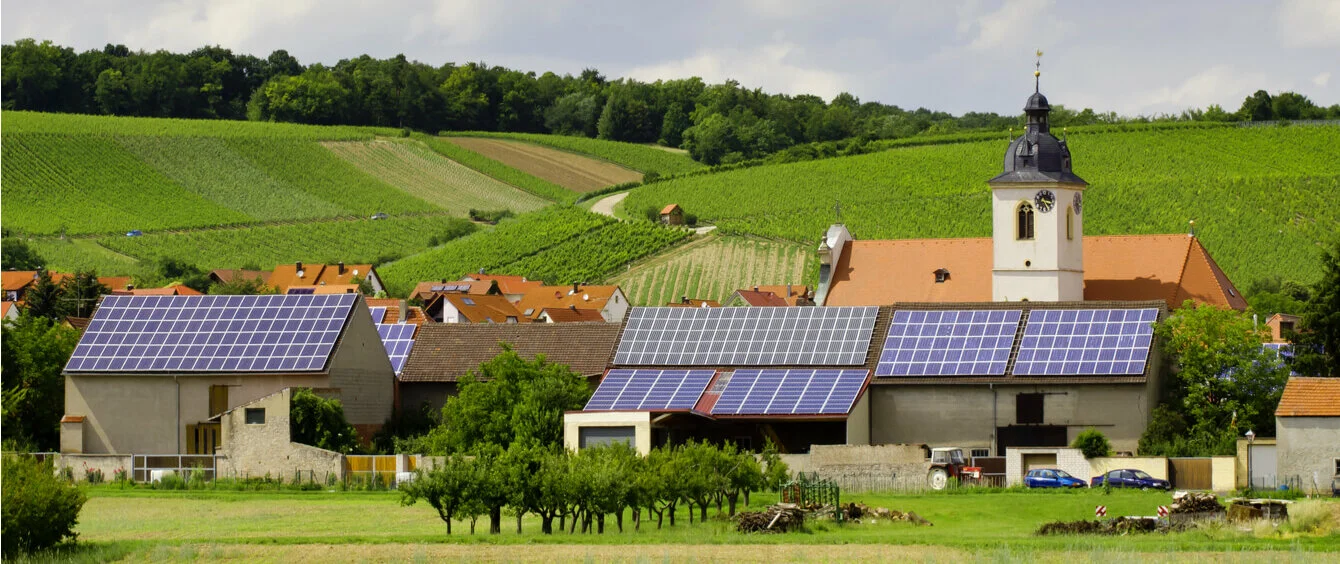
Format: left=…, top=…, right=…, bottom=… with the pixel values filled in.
left=614, top=306, right=878, bottom=366
left=710, top=369, right=868, bottom=416
left=1013, top=308, right=1158, bottom=375
left=584, top=369, right=716, bottom=411
left=876, top=310, right=1022, bottom=376
left=368, top=306, right=387, bottom=323
left=376, top=323, right=416, bottom=375
left=65, top=294, right=357, bottom=372
left=431, top=283, right=471, bottom=292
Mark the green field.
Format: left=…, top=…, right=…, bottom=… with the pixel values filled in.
left=611, top=235, right=816, bottom=305
left=33, top=487, right=1339, bottom=562
left=448, top=131, right=707, bottom=176
left=624, top=125, right=1340, bottom=287
left=416, top=134, right=576, bottom=202
left=503, top=221, right=693, bottom=285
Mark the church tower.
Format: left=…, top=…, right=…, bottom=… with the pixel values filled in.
left=989, top=59, right=1087, bottom=302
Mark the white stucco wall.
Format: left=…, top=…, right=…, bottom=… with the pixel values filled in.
left=1277, top=416, right=1340, bottom=493
left=1005, top=447, right=1089, bottom=485
left=990, top=183, right=1085, bottom=302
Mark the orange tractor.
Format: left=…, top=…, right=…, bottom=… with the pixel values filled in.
left=927, top=447, right=982, bottom=490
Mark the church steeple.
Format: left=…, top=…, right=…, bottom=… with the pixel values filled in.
left=990, top=51, right=1084, bottom=185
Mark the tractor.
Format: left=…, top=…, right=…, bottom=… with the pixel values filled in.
left=926, top=447, right=982, bottom=490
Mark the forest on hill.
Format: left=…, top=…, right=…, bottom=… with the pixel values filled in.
left=5, top=39, right=1338, bottom=166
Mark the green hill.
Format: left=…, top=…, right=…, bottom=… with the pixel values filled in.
left=624, top=124, right=1340, bottom=288
left=445, top=131, right=707, bottom=176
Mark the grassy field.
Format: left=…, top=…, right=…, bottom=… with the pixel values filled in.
left=448, top=131, right=708, bottom=176
left=31, top=487, right=1339, bottom=562
left=323, top=139, right=551, bottom=214
left=416, top=134, right=575, bottom=202
left=611, top=235, right=816, bottom=305
left=446, top=137, right=644, bottom=192
left=623, top=125, right=1340, bottom=288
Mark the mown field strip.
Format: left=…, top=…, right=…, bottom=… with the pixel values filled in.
left=446, top=137, right=643, bottom=192
left=323, top=139, right=551, bottom=214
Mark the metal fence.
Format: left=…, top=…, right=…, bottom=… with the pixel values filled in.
left=132, top=454, right=217, bottom=482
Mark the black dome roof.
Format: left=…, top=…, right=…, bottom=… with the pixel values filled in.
left=1025, top=91, right=1050, bottom=111
left=988, top=87, right=1087, bottom=185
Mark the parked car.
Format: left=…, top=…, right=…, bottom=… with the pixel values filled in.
left=1024, top=468, right=1086, bottom=488
left=370, top=212, right=389, bottom=220
left=1090, top=469, right=1171, bottom=490
left=126, top=230, right=143, bottom=237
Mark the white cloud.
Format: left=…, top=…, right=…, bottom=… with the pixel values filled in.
left=625, top=43, right=848, bottom=100
left=962, top=0, right=1069, bottom=52
left=1277, top=0, right=1340, bottom=47
left=121, top=0, right=318, bottom=53
left=1315, top=71, right=1332, bottom=87
left=1123, top=65, right=1268, bottom=115
left=430, top=0, right=501, bottom=46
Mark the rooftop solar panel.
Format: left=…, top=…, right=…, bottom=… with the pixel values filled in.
left=65, top=294, right=357, bottom=373
left=614, top=306, right=879, bottom=366
left=1012, top=308, right=1158, bottom=376
left=584, top=369, right=715, bottom=411
left=376, top=323, right=416, bottom=375
left=710, top=369, right=868, bottom=416
left=368, top=306, right=387, bottom=323
left=875, top=309, right=1022, bottom=377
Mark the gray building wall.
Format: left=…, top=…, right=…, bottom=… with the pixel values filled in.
left=1276, top=416, right=1340, bottom=491
left=216, top=389, right=345, bottom=481
left=326, top=303, right=395, bottom=430
left=867, top=382, right=1155, bottom=454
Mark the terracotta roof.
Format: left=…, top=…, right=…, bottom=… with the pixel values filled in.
left=461, top=274, right=544, bottom=296
left=365, top=298, right=399, bottom=323
left=540, top=307, right=606, bottom=323
left=1276, top=377, right=1340, bottom=417
left=440, top=294, right=527, bottom=323
left=410, top=279, right=496, bottom=301
left=660, top=204, right=682, bottom=215
left=729, top=290, right=790, bottom=307
left=399, top=322, right=623, bottom=382
left=404, top=306, right=428, bottom=325
left=65, top=316, right=91, bottom=331
left=2, top=272, right=130, bottom=293
left=269, top=263, right=374, bottom=293
left=824, top=235, right=1245, bottom=311
left=666, top=298, right=721, bottom=308
left=312, top=284, right=362, bottom=294
left=113, top=283, right=203, bottom=296
left=516, top=284, right=622, bottom=321
left=1, top=301, right=14, bottom=318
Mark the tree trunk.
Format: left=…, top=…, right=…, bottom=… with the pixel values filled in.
left=727, top=494, right=738, bottom=516
left=656, top=508, right=664, bottom=529
left=542, top=515, right=553, bottom=535
left=444, top=516, right=452, bottom=535
left=597, top=513, right=605, bottom=534
left=469, top=516, right=477, bottom=535
left=559, top=513, right=566, bottom=532
left=744, top=490, right=750, bottom=507
left=570, top=510, right=580, bottom=534
left=633, top=507, right=639, bottom=532
left=687, top=501, right=694, bottom=524
left=489, top=506, right=502, bottom=535
left=700, top=503, right=708, bottom=522
left=715, top=493, right=723, bottom=513
left=516, top=511, right=523, bottom=534
left=668, top=502, right=676, bottom=526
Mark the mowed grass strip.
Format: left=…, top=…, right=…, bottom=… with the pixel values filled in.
left=1, top=134, right=253, bottom=236
left=450, top=131, right=708, bottom=176
left=445, top=137, right=643, bottom=193
left=69, top=488, right=1340, bottom=553
left=118, top=136, right=347, bottom=221
left=417, top=134, right=575, bottom=202
left=611, top=235, right=815, bottom=305
left=323, top=139, right=551, bottom=214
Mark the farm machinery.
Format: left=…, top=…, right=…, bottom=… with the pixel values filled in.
left=926, top=447, right=982, bottom=490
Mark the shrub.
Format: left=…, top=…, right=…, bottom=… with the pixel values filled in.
left=468, top=209, right=515, bottom=225
left=83, top=466, right=104, bottom=484
left=290, top=388, right=361, bottom=454
left=1, top=455, right=88, bottom=554
left=153, top=473, right=187, bottom=490
left=1072, top=428, right=1112, bottom=458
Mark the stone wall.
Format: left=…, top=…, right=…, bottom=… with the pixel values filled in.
left=54, top=453, right=132, bottom=482
left=215, top=388, right=345, bottom=482
left=793, top=444, right=931, bottom=492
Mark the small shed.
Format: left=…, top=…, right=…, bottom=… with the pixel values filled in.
left=660, top=204, right=684, bottom=226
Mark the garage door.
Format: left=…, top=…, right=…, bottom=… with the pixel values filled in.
left=1023, top=453, right=1058, bottom=471
left=1248, top=444, right=1278, bottom=488
left=579, top=426, right=635, bottom=449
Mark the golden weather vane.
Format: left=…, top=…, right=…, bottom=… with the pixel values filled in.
left=1034, top=49, right=1043, bottom=91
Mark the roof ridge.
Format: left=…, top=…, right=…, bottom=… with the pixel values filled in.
left=1171, top=235, right=1195, bottom=308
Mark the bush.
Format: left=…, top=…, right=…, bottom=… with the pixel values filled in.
left=1072, top=428, right=1112, bottom=458
left=2, top=456, right=87, bottom=554
left=467, top=209, right=515, bottom=225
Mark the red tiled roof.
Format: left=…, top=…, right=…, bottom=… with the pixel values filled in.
left=516, top=284, right=622, bottom=320
left=666, top=298, right=721, bottom=308
left=461, top=274, right=544, bottom=296
left=410, top=280, right=496, bottom=300
left=730, top=290, right=790, bottom=307
left=209, top=269, right=272, bottom=284
left=540, top=307, right=606, bottom=323
left=3, top=272, right=130, bottom=293
left=660, top=204, right=682, bottom=215
left=825, top=235, right=1245, bottom=310
left=1276, top=377, right=1340, bottom=417
left=64, top=316, right=91, bottom=331
left=442, top=294, right=527, bottom=323
left=269, top=263, right=374, bottom=293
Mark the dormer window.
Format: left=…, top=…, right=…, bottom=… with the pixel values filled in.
left=934, top=269, right=950, bottom=284
left=1016, top=202, right=1035, bottom=240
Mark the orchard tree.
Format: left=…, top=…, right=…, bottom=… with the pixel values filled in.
left=400, top=454, right=473, bottom=534
left=437, top=346, right=590, bottom=452
left=289, top=388, right=360, bottom=454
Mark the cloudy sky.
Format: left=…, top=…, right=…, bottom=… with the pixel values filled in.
left=4, top=0, right=1337, bottom=116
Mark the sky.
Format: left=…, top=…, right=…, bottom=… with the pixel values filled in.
left=4, top=0, right=1338, bottom=116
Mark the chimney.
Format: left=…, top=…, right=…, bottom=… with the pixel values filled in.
left=753, top=286, right=759, bottom=292
left=441, top=278, right=447, bottom=283
left=572, top=282, right=580, bottom=294
left=338, top=261, right=345, bottom=274
left=296, top=261, right=303, bottom=272
left=126, top=284, right=134, bottom=291
left=569, top=304, right=577, bottom=310
left=786, top=284, right=792, bottom=298
left=479, top=268, right=486, bottom=274
left=399, top=299, right=408, bottom=324
left=681, top=296, right=689, bottom=304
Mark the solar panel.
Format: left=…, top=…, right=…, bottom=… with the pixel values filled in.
left=368, top=306, right=387, bottom=323
left=875, top=310, right=1022, bottom=377
left=287, top=287, right=315, bottom=295
left=710, top=369, right=868, bottom=416
left=376, top=323, right=416, bottom=375
left=584, top=369, right=715, bottom=411
left=1013, top=308, right=1158, bottom=376
left=65, top=294, right=357, bottom=372
left=614, top=306, right=879, bottom=366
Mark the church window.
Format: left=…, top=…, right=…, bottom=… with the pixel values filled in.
left=1016, top=202, right=1035, bottom=240
left=1066, top=206, right=1074, bottom=240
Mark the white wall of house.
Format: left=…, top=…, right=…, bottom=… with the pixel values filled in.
left=1277, top=416, right=1340, bottom=493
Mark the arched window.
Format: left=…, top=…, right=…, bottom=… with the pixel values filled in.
left=1066, top=206, right=1074, bottom=240
left=1016, top=202, right=1035, bottom=240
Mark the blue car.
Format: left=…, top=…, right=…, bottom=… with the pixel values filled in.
left=1091, top=469, right=1171, bottom=490
left=1024, top=468, right=1086, bottom=488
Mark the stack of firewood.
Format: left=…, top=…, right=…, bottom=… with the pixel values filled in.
left=735, top=503, right=806, bottom=533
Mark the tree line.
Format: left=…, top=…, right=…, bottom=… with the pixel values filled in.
left=6, top=39, right=1337, bottom=165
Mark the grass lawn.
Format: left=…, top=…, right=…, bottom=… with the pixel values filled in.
left=27, top=487, right=1336, bottom=562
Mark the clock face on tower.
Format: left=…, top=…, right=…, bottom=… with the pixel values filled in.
left=1034, top=190, right=1056, bottom=213
left=1073, top=192, right=1083, bottom=214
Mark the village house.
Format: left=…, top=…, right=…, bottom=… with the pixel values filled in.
left=425, top=293, right=526, bottom=324
left=1273, top=377, right=1340, bottom=492
left=459, top=273, right=545, bottom=303
left=408, top=279, right=498, bottom=303
left=659, top=204, right=684, bottom=225
left=60, top=294, right=394, bottom=455
left=3, top=270, right=132, bottom=303
left=267, top=262, right=384, bottom=295
left=515, top=283, right=629, bottom=322
left=723, top=285, right=813, bottom=307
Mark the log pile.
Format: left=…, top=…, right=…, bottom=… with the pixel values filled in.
left=1036, top=517, right=1160, bottom=536
left=735, top=503, right=805, bottom=533
left=1170, top=491, right=1223, bottom=514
